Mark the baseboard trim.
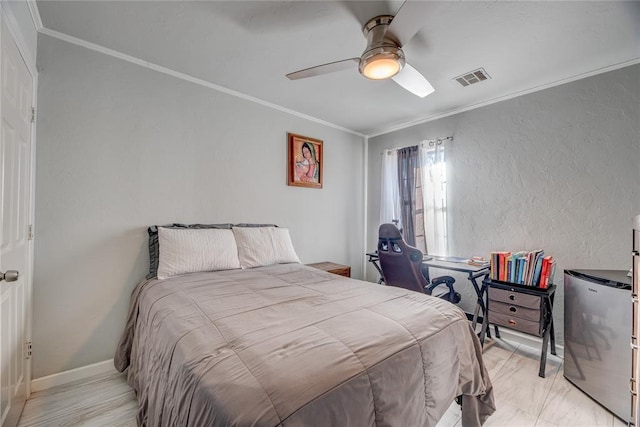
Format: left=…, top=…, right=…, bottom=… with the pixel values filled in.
left=31, top=359, right=117, bottom=393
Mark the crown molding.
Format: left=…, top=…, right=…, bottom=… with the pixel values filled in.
left=366, top=57, right=640, bottom=138
left=38, top=27, right=366, bottom=138
left=34, top=17, right=639, bottom=140
left=26, top=0, right=42, bottom=31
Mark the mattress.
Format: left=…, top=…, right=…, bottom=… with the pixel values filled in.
left=115, top=263, right=494, bottom=426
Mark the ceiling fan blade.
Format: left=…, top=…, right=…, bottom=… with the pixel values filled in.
left=391, top=63, right=434, bottom=98
left=385, top=1, right=430, bottom=47
left=286, top=58, right=359, bottom=80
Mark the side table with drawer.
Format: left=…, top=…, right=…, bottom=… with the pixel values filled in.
left=306, top=262, right=351, bottom=278
left=479, top=278, right=557, bottom=377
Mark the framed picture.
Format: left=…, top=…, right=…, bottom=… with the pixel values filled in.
left=287, top=133, right=323, bottom=188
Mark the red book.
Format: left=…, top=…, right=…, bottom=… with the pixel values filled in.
left=500, top=252, right=511, bottom=282
left=490, top=251, right=512, bottom=280
left=539, top=256, right=553, bottom=288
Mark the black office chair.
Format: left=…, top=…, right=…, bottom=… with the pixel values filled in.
left=377, top=223, right=461, bottom=304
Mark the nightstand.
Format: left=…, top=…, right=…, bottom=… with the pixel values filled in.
left=306, top=262, right=351, bottom=278
left=480, top=278, right=557, bottom=377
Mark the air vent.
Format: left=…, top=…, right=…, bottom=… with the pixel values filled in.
left=454, top=68, right=491, bottom=87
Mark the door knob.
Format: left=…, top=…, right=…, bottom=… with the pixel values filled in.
left=0, top=270, right=19, bottom=282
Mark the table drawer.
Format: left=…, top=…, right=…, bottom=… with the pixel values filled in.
left=488, top=287, right=541, bottom=309
left=489, top=300, right=541, bottom=322
left=489, top=311, right=542, bottom=336
left=329, top=266, right=351, bottom=277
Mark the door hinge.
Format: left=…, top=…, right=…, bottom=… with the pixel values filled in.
left=31, top=107, right=35, bottom=123
left=25, top=341, right=32, bottom=359
left=28, top=224, right=34, bottom=240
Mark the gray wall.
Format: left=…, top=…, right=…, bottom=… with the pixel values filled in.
left=34, top=35, right=365, bottom=378
left=367, top=64, right=640, bottom=345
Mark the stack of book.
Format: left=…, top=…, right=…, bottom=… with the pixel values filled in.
left=490, top=250, right=556, bottom=288
left=467, top=256, right=490, bottom=267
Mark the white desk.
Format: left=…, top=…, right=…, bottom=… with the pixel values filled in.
left=423, top=258, right=490, bottom=332
left=367, top=253, right=496, bottom=336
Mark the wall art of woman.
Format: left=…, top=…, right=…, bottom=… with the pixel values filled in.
left=294, top=142, right=320, bottom=183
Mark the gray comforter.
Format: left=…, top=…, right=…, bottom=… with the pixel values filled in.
left=115, top=264, right=495, bottom=426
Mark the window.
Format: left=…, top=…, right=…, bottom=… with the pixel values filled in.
left=380, top=140, right=449, bottom=256
left=379, top=149, right=401, bottom=229
left=419, top=142, right=448, bottom=256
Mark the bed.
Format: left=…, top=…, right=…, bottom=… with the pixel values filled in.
left=114, top=226, right=495, bottom=426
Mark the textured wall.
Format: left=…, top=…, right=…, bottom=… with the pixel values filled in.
left=367, top=64, right=640, bottom=345
left=34, top=35, right=364, bottom=378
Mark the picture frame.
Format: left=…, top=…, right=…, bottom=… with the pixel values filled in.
left=287, top=133, right=323, bottom=188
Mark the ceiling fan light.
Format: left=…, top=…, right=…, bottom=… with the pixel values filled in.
left=359, top=48, right=405, bottom=80
left=363, top=58, right=401, bottom=80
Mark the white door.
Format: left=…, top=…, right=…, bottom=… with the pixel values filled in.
left=0, top=16, right=33, bottom=427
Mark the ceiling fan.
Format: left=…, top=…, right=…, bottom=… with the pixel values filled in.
left=286, top=1, right=434, bottom=98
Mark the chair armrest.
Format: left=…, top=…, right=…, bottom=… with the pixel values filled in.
left=425, top=275, right=461, bottom=304
left=430, top=275, right=455, bottom=286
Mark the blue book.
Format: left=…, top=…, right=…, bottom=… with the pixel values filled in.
left=518, top=258, right=528, bottom=284
left=509, top=252, right=524, bottom=283
left=532, top=253, right=545, bottom=286
left=515, top=258, right=523, bottom=284
left=509, top=257, right=516, bottom=283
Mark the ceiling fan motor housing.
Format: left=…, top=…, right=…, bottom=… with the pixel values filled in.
left=359, top=15, right=406, bottom=79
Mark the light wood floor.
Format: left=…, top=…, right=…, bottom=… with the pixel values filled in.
left=18, top=340, right=627, bottom=427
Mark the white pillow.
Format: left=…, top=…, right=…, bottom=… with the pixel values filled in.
left=157, top=227, right=241, bottom=279
left=232, top=227, right=300, bottom=268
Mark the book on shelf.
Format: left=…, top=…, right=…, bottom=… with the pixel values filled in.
left=532, top=253, right=545, bottom=286
left=516, top=257, right=527, bottom=284
left=500, top=252, right=510, bottom=281
left=539, top=256, right=555, bottom=289
left=526, top=249, right=544, bottom=286
left=509, top=252, right=526, bottom=284
left=490, top=251, right=509, bottom=281
left=489, top=249, right=554, bottom=289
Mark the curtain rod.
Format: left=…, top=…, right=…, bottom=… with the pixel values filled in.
left=381, top=136, right=453, bottom=155
left=423, top=136, right=453, bottom=146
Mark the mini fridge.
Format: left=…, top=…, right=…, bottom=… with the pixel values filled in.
left=564, top=269, right=632, bottom=422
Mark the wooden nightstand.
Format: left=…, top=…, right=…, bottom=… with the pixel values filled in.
left=306, top=262, right=351, bottom=278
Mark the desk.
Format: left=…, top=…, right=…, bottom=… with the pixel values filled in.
left=366, top=253, right=495, bottom=334
left=423, top=258, right=492, bottom=333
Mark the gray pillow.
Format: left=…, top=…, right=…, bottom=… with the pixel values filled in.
left=146, top=223, right=277, bottom=278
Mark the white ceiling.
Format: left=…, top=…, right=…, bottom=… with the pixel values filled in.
left=36, top=1, right=640, bottom=136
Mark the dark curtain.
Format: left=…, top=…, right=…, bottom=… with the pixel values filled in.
left=397, top=145, right=419, bottom=246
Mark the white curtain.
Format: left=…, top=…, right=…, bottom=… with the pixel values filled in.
left=379, top=149, right=401, bottom=228
left=418, top=142, right=448, bottom=256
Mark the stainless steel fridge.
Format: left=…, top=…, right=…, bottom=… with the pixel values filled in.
left=633, top=215, right=640, bottom=426
left=564, top=268, right=632, bottom=422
